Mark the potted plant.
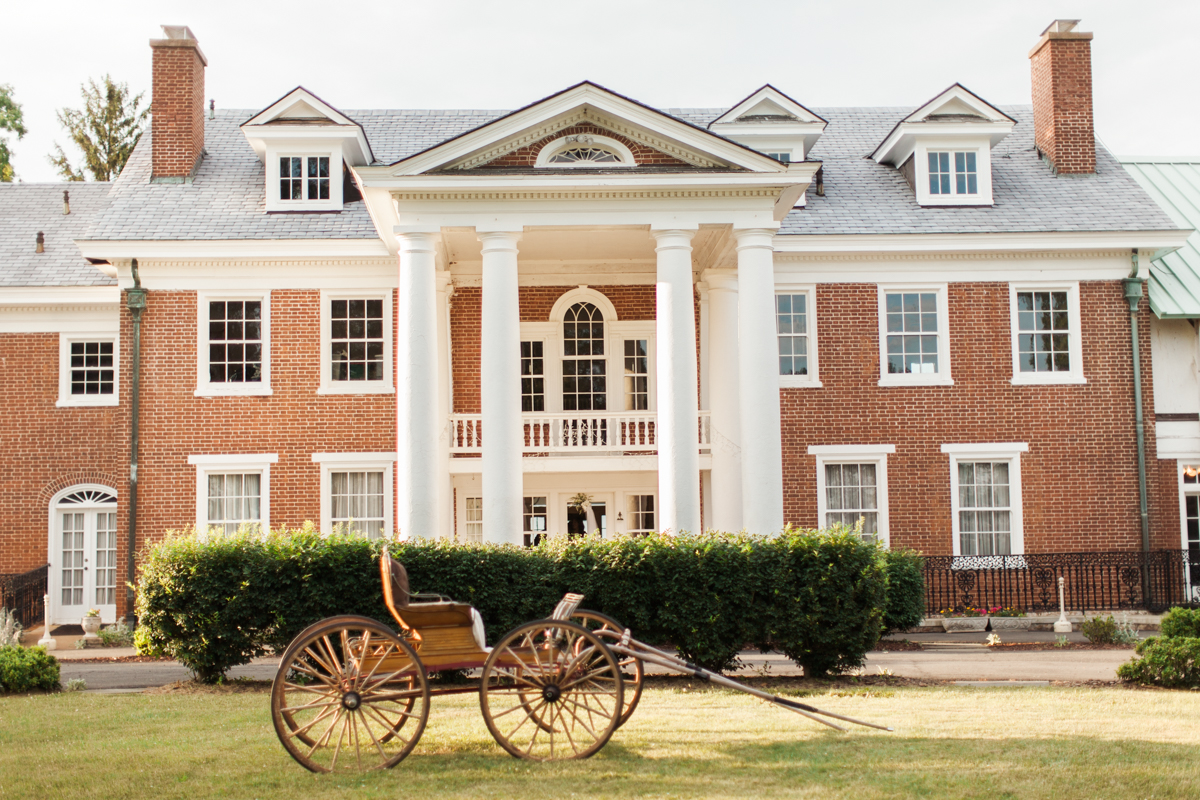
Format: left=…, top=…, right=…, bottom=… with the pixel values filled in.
left=81, top=608, right=102, bottom=638
left=939, top=606, right=990, bottom=632
left=988, top=606, right=1031, bottom=631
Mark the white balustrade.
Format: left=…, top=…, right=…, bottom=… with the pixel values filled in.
left=449, top=411, right=711, bottom=455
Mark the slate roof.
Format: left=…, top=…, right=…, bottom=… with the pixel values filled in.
left=0, top=182, right=115, bottom=287
left=1119, top=158, right=1200, bottom=318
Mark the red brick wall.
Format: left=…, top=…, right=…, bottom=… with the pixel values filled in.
left=781, top=281, right=1159, bottom=554
left=479, top=124, right=690, bottom=168
left=151, top=41, right=205, bottom=179
left=1030, top=36, right=1096, bottom=174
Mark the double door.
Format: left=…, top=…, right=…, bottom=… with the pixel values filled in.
left=54, top=505, right=118, bottom=625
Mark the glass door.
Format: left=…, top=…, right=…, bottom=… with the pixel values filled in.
left=52, top=489, right=118, bottom=625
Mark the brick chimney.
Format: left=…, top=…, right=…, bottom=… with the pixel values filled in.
left=1029, top=20, right=1095, bottom=174
left=150, top=25, right=207, bottom=182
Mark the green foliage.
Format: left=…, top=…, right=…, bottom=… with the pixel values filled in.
left=97, top=619, right=134, bottom=648
left=137, top=527, right=919, bottom=681
left=0, top=646, right=60, bottom=693
left=0, top=607, right=23, bottom=648
left=881, top=548, right=925, bottom=634
left=1160, top=607, right=1200, bottom=639
left=1117, top=636, right=1200, bottom=688
left=49, top=75, right=148, bottom=182
left=1081, top=614, right=1139, bottom=645
left=0, top=84, right=25, bottom=182
left=133, top=625, right=164, bottom=658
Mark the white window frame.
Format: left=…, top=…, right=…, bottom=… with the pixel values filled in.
left=1009, top=282, right=1086, bottom=386
left=57, top=332, right=119, bottom=407
left=266, top=149, right=343, bottom=212
left=624, top=493, right=658, bottom=535
left=877, top=284, right=953, bottom=387
left=614, top=323, right=657, bottom=413
left=196, top=292, right=272, bottom=397
left=809, top=444, right=895, bottom=547
left=318, top=290, right=394, bottom=395
left=534, top=134, right=636, bottom=168
left=943, top=443, right=1028, bottom=557
left=188, top=453, right=278, bottom=534
left=312, top=452, right=395, bottom=538
left=1177, top=460, right=1200, bottom=553
left=463, top=496, right=484, bottom=542
left=913, top=138, right=994, bottom=206
left=775, top=284, right=821, bottom=388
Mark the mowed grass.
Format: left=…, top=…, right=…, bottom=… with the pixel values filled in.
left=3, top=684, right=1200, bottom=799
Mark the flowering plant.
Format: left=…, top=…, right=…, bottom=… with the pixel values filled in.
left=992, top=606, right=1026, bottom=618
left=85, top=608, right=100, bottom=617
left=939, top=606, right=995, bottom=618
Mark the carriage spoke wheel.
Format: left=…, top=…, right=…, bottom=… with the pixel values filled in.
left=571, top=609, right=643, bottom=728
left=271, top=616, right=429, bottom=773
left=480, top=619, right=623, bottom=761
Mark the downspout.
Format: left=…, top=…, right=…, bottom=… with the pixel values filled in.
left=124, top=259, right=147, bottom=627
left=1123, top=250, right=1152, bottom=608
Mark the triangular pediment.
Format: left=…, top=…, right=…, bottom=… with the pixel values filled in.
left=710, top=85, right=826, bottom=126
left=386, top=82, right=786, bottom=176
left=871, top=83, right=1016, bottom=166
left=241, top=86, right=374, bottom=165
left=902, top=83, right=1015, bottom=125
left=242, top=87, right=359, bottom=127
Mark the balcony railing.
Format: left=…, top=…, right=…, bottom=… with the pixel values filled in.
left=450, top=412, right=712, bottom=455
left=0, top=564, right=48, bottom=629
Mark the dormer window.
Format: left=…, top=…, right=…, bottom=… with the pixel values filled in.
left=535, top=134, right=635, bottom=168
left=279, top=156, right=331, bottom=201
left=928, top=151, right=977, bottom=195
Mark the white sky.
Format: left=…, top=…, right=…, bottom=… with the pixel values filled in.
left=2, top=0, right=1197, bottom=183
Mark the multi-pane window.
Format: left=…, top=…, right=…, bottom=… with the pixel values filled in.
left=548, top=147, right=623, bottom=164
left=94, top=513, right=117, bottom=606
left=824, top=464, right=878, bottom=540
left=623, top=339, right=649, bottom=411
left=767, top=152, right=792, bottom=163
left=331, top=471, right=385, bottom=539
left=464, top=497, right=483, bottom=543
left=206, top=473, right=262, bottom=535
left=279, top=156, right=330, bottom=201
left=1185, top=467, right=1200, bottom=587
left=627, top=495, right=655, bottom=535
left=331, top=299, right=384, bottom=382
left=885, top=292, right=939, bottom=375
left=61, top=513, right=84, bottom=606
left=957, top=462, right=1012, bottom=556
left=562, top=302, right=606, bottom=411
left=521, top=341, right=545, bottom=412
left=208, top=301, right=263, bottom=383
left=69, top=342, right=114, bottom=396
left=1016, top=290, right=1071, bottom=373
left=776, top=294, right=809, bottom=376
left=523, top=496, right=547, bottom=547
left=928, top=151, right=977, bottom=195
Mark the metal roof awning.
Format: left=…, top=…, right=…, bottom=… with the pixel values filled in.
left=1120, top=157, right=1200, bottom=318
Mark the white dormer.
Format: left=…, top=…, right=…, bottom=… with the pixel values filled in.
left=709, top=85, right=826, bottom=164
left=241, top=87, right=373, bottom=212
left=871, top=84, right=1015, bottom=207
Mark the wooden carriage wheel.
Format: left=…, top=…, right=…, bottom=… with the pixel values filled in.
left=270, top=616, right=429, bottom=773
left=479, top=619, right=624, bottom=761
left=570, top=609, right=643, bottom=728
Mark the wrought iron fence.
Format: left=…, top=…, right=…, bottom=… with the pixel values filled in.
left=922, top=550, right=1199, bottom=615
left=0, top=564, right=49, bottom=629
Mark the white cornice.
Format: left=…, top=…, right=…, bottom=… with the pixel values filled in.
left=772, top=230, right=1190, bottom=256
left=0, top=286, right=120, bottom=306
left=378, top=166, right=818, bottom=195
left=77, top=239, right=390, bottom=260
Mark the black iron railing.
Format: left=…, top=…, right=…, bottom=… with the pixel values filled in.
left=922, top=550, right=1199, bottom=615
left=0, top=565, right=49, bottom=629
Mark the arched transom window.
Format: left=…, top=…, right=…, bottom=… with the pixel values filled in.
left=549, top=146, right=623, bottom=164
left=535, top=134, right=635, bottom=168
left=562, top=302, right=606, bottom=411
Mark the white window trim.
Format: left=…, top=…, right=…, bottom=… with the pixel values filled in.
left=57, top=332, right=119, bottom=407
left=534, top=134, right=636, bottom=168
left=1008, top=281, right=1086, bottom=386
left=775, top=284, right=822, bottom=388
left=913, top=138, right=994, bottom=207
left=188, top=453, right=278, bottom=534
left=312, top=452, right=395, bottom=537
left=46, top=483, right=119, bottom=625
left=613, top=321, right=657, bottom=413
left=317, top=290, right=394, bottom=395
left=266, top=149, right=344, bottom=212
left=196, top=291, right=273, bottom=397
left=943, top=443, right=1028, bottom=557
left=877, top=284, right=953, bottom=387
left=809, top=444, right=895, bottom=547
left=1177, top=460, right=1200, bottom=552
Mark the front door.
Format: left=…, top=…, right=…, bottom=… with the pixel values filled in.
left=51, top=489, right=118, bottom=625
left=563, top=493, right=612, bottom=539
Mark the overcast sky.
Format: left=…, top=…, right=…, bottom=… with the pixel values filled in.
left=2, top=0, right=1197, bottom=183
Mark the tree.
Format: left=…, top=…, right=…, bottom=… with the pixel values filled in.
left=0, top=84, right=26, bottom=182
left=49, top=75, right=148, bottom=182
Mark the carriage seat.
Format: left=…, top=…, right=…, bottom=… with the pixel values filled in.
left=382, top=554, right=487, bottom=652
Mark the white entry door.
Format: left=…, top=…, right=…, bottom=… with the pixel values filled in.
left=51, top=488, right=118, bottom=625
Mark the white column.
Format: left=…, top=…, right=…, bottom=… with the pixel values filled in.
left=396, top=230, right=440, bottom=539
left=652, top=228, right=701, bottom=534
left=735, top=227, right=784, bottom=535
left=479, top=230, right=524, bottom=545
left=435, top=271, right=454, bottom=540
left=704, top=269, right=743, bottom=532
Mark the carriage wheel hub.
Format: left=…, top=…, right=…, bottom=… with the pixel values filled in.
left=342, top=690, right=362, bottom=711
left=541, top=684, right=562, bottom=703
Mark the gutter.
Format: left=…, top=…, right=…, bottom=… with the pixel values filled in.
left=124, top=259, right=146, bottom=626
left=1123, top=251, right=1152, bottom=607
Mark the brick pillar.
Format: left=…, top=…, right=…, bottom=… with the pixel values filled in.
left=150, top=25, right=207, bottom=181
left=1029, top=20, right=1095, bottom=175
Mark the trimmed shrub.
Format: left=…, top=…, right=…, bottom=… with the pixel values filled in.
left=1081, top=615, right=1138, bottom=645
left=0, top=647, right=60, bottom=692
left=881, top=548, right=925, bottom=635
left=1160, top=607, right=1200, bottom=639
left=1117, top=636, right=1200, bottom=689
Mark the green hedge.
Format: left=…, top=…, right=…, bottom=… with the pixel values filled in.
left=880, top=548, right=925, bottom=635
left=1117, top=636, right=1200, bottom=689
left=137, top=526, right=921, bottom=682
left=1159, top=607, right=1200, bottom=639
left=0, top=647, right=60, bottom=693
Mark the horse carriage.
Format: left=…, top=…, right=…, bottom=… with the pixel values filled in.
left=269, top=546, right=889, bottom=773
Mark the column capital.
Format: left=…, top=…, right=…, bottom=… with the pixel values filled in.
left=701, top=268, right=738, bottom=292
left=651, top=228, right=696, bottom=251
left=732, top=227, right=777, bottom=251
left=395, top=227, right=439, bottom=253
left=476, top=229, right=522, bottom=254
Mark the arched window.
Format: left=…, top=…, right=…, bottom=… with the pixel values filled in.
left=535, top=134, right=636, bottom=168
left=562, top=303, right=606, bottom=411
left=548, top=147, right=623, bottom=165
left=49, top=484, right=118, bottom=623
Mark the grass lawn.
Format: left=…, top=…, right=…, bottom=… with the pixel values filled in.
left=4, top=682, right=1200, bottom=799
